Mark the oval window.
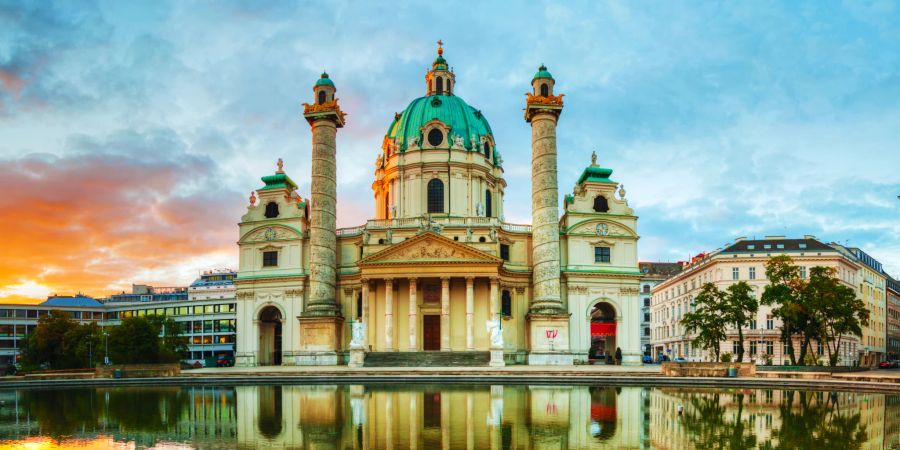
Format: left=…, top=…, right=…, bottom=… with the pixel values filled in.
left=427, top=129, right=444, bottom=147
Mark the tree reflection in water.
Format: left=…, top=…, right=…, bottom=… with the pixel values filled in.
left=681, top=392, right=757, bottom=450
left=764, top=391, right=868, bottom=450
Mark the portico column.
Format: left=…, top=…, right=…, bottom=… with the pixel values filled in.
left=385, top=278, right=394, bottom=351
left=466, top=276, right=475, bottom=351
left=409, top=277, right=418, bottom=351
left=441, top=277, right=451, bottom=351
left=361, top=279, right=370, bottom=349
left=489, top=278, right=500, bottom=323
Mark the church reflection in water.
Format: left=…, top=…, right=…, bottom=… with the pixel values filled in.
left=237, top=384, right=642, bottom=449
left=0, top=384, right=893, bottom=449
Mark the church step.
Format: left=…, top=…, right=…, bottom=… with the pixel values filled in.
left=363, top=351, right=491, bottom=367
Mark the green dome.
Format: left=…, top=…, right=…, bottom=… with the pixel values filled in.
left=386, top=95, right=494, bottom=152
left=533, top=64, right=553, bottom=80
left=315, top=72, right=335, bottom=87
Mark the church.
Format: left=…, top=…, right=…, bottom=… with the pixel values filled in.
left=233, top=43, right=643, bottom=367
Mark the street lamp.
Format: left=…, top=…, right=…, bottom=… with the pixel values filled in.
left=103, top=331, right=109, bottom=365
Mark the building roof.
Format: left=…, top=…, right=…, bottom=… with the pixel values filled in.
left=41, top=295, right=104, bottom=308
left=259, top=172, right=298, bottom=192
left=314, top=72, right=334, bottom=87
left=721, top=238, right=833, bottom=254
left=533, top=64, right=554, bottom=80
left=577, top=164, right=614, bottom=185
left=386, top=94, right=494, bottom=154
left=639, top=262, right=683, bottom=278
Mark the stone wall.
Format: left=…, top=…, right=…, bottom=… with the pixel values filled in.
left=95, top=363, right=181, bottom=378
left=661, top=362, right=756, bottom=377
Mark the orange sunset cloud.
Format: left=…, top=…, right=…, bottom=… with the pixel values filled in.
left=0, top=150, right=243, bottom=304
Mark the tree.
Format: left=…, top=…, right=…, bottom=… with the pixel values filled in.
left=721, top=282, right=758, bottom=363
left=148, top=315, right=188, bottom=363
left=21, top=310, right=78, bottom=370
left=108, top=317, right=161, bottom=364
left=804, top=266, right=869, bottom=366
left=62, top=322, right=102, bottom=368
left=761, top=256, right=812, bottom=365
left=108, top=315, right=187, bottom=364
left=682, top=283, right=728, bottom=362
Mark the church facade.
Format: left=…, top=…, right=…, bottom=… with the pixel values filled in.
left=234, top=44, right=643, bottom=367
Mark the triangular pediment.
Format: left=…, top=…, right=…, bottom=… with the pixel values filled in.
left=360, top=232, right=502, bottom=266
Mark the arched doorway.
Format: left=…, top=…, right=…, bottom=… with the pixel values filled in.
left=258, top=306, right=283, bottom=366
left=589, top=302, right=617, bottom=364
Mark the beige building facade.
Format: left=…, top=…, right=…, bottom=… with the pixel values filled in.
left=233, top=45, right=643, bottom=367
left=650, top=236, right=862, bottom=366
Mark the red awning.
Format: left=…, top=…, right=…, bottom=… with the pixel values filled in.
left=591, top=322, right=616, bottom=337
left=590, top=404, right=617, bottom=422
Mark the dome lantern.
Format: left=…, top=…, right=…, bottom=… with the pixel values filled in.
left=313, top=71, right=336, bottom=105
left=426, top=40, right=455, bottom=96
left=532, top=64, right=555, bottom=97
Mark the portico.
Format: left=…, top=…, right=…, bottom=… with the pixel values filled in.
left=357, top=232, right=503, bottom=353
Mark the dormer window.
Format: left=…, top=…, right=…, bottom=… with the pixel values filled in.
left=427, top=128, right=444, bottom=147
left=484, top=141, right=491, bottom=159
left=593, top=196, right=609, bottom=213
left=317, top=90, right=326, bottom=105
left=264, top=202, right=280, bottom=218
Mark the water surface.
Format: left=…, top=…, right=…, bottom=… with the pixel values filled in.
left=0, top=383, right=896, bottom=449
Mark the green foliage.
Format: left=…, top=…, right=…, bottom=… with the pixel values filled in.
left=107, top=315, right=186, bottom=364
left=804, top=266, right=869, bottom=366
left=722, top=282, right=758, bottom=362
left=720, top=352, right=733, bottom=363
left=681, top=283, right=728, bottom=362
left=20, top=310, right=103, bottom=370
left=762, top=256, right=814, bottom=365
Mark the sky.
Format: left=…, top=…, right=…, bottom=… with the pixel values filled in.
left=1, top=0, right=898, bottom=303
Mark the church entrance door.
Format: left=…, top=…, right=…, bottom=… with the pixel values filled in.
left=423, top=315, right=440, bottom=351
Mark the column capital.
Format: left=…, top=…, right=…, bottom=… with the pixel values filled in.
left=385, top=277, right=395, bottom=284
left=408, top=276, right=418, bottom=283
left=465, top=275, right=475, bottom=283
left=489, top=276, right=500, bottom=286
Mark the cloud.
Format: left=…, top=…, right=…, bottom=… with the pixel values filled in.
left=0, top=128, right=243, bottom=303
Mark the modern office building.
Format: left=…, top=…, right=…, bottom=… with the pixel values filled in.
left=0, top=271, right=237, bottom=367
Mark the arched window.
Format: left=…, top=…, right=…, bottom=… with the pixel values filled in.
left=593, top=195, right=609, bottom=213
left=317, top=90, right=326, bottom=105
left=436, top=76, right=444, bottom=95
left=264, top=201, right=279, bottom=218
left=427, top=179, right=444, bottom=213
left=485, top=190, right=492, bottom=217
left=540, top=83, right=549, bottom=97
left=484, top=141, right=491, bottom=159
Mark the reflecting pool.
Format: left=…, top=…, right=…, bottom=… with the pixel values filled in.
left=0, top=384, right=897, bottom=449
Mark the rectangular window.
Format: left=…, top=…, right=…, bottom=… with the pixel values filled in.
left=750, top=319, right=757, bottom=330
left=501, top=290, right=512, bottom=317
left=776, top=244, right=785, bottom=249
left=733, top=341, right=739, bottom=354
left=749, top=340, right=757, bottom=356
left=766, top=341, right=774, bottom=355
left=763, top=244, right=772, bottom=249
left=747, top=244, right=755, bottom=250
left=749, top=267, right=756, bottom=280
left=800, top=266, right=807, bottom=279
left=798, top=243, right=807, bottom=249
left=262, top=251, right=278, bottom=267
left=766, top=315, right=774, bottom=330
left=499, top=244, right=510, bottom=261
left=594, top=247, right=611, bottom=263
left=732, top=267, right=739, bottom=280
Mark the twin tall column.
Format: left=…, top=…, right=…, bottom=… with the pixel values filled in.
left=298, top=76, right=346, bottom=365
